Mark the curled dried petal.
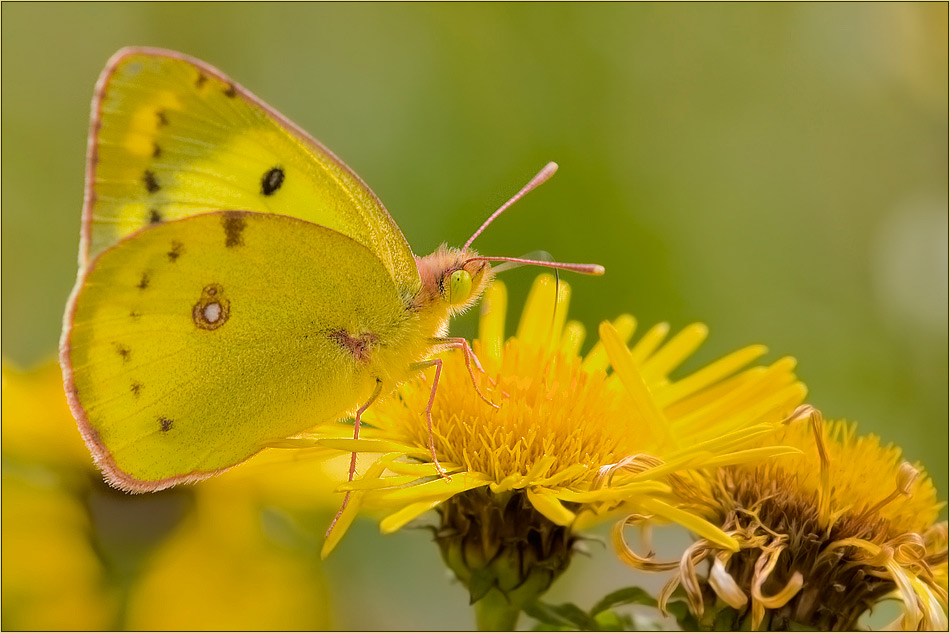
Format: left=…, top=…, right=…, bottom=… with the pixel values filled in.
left=709, top=556, right=748, bottom=609
left=611, top=515, right=678, bottom=572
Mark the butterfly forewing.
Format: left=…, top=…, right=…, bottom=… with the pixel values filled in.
left=85, top=48, right=419, bottom=296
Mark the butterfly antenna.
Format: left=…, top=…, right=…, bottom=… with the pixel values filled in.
left=463, top=161, right=605, bottom=276
left=463, top=162, right=559, bottom=251
left=469, top=255, right=605, bottom=275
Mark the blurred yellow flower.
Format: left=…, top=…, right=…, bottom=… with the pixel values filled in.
left=126, top=483, right=329, bottom=630
left=618, top=406, right=949, bottom=631
left=2, top=362, right=119, bottom=630
left=2, top=360, right=335, bottom=630
left=2, top=361, right=91, bottom=466
left=2, top=475, right=120, bottom=630
left=313, top=275, right=806, bottom=626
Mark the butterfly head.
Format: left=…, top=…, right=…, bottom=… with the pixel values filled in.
left=416, top=246, right=494, bottom=316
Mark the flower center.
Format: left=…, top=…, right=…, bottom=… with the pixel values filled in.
left=371, top=338, right=638, bottom=487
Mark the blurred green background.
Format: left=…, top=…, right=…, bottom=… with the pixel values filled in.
left=2, top=2, right=946, bottom=630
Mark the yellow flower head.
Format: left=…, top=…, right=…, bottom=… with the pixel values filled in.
left=621, top=406, right=949, bottom=631
left=316, top=275, right=807, bottom=612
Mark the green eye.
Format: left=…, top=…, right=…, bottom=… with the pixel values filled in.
left=448, top=269, right=472, bottom=304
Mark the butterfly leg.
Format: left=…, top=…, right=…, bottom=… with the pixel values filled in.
left=433, top=337, right=501, bottom=408
left=408, top=357, right=453, bottom=480
left=325, top=378, right=383, bottom=539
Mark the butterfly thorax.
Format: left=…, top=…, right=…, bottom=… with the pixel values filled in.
left=332, top=245, right=492, bottom=404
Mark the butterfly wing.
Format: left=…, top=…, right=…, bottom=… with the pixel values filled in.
left=83, top=47, right=419, bottom=297
left=63, top=211, right=408, bottom=491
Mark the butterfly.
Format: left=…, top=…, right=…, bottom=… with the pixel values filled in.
left=60, top=48, right=603, bottom=513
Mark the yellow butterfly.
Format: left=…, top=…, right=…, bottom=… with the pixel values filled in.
left=60, top=48, right=603, bottom=506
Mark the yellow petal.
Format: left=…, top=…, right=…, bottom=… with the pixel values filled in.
left=373, top=473, right=489, bottom=504
left=559, top=321, right=586, bottom=358
left=637, top=497, right=738, bottom=552
left=599, top=321, right=671, bottom=446
left=380, top=498, right=448, bottom=533
left=317, top=438, right=426, bottom=456
left=321, top=494, right=362, bottom=559
left=478, top=281, right=507, bottom=368
left=583, top=314, right=636, bottom=372
left=337, top=474, right=422, bottom=491
left=555, top=481, right=671, bottom=504
left=639, top=323, right=708, bottom=382
left=382, top=461, right=447, bottom=478
left=527, top=488, right=576, bottom=526
left=516, top=275, right=565, bottom=346
left=697, top=446, right=802, bottom=470
left=262, top=438, right=322, bottom=449
left=656, top=345, right=767, bottom=408
left=628, top=321, right=670, bottom=364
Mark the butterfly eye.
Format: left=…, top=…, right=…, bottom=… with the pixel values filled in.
left=447, top=269, right=472, bottom=305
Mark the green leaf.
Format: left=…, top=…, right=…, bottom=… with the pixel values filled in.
left=524, top=601, right=595, bottom=630
left=665, top=600, right=700, bottom=631
left=526, top=591, right=659, bottom=632
left=712, top=606, right=740, bottom=631
left=590, top=586, right=658, bottom=616
left=591, top=609, right=625, bottom=631
left=549, top=602, right=596, bottom=629
left=524, top=601, right=575, bottom=630
left=529, top=621, right=572, bottom=632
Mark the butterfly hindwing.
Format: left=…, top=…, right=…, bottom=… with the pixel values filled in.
left=65, top=211, right=408, bottom=491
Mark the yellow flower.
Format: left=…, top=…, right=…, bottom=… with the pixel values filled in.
left=314, top=275, right=806, bottom=625
left=618, top=406, right=949, bottom=631
left=126, top=482, right=330, bottom=630
left=1, top=360, right=334, bottom=630
left=2, top=362, right=120, bottom=630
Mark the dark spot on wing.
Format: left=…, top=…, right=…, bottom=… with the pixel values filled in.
left=224, top=83, right=236, bottom=98
left=156, top=110, right=168, bottom=127
left=130, top=310, right=142, bottom=319
left=153, top=142, right=162, bottom=158
left=167, top=241, right=184, bottom=262
left=143, top=170, right=160, bottom=194
left=114, top=343, right=131, bottom=363
left=149, top=208, right=162, bottom=224
left=131, top=381, right=143, bottom=397
left=193, top=283, right=230, bottom=330
left=137, top=272, right=150, bottom=290
left=196, top=73, right=207, bottom=88
left=261, top=167, right=284, bottom=196
left=222, top=212, right=246, bottom=247
left=159, top=417, right=173, bottom=432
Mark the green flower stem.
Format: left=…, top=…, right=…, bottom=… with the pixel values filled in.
left=474, top=588, right=521, bottom=631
